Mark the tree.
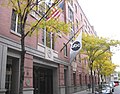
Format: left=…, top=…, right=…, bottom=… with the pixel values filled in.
left=93, top=51, right=112, bottom=85
left=118, top=71, right=120, bottom=80
left=81, top=33, right=120, bottom=93
left=93, top=52, right=116, bottom=85
left=1, top=0, right=69, bottom=94
left=101, top=61, right=116, bottom=79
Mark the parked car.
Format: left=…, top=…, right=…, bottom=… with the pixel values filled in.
left=95, top=84, right=113, bottom=94
left=109, top=82, right=115, bottom=92
left=114, top=81, right=119, bottom=86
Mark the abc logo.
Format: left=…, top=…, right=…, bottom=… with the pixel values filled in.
left=71, top=41, right=81, bottom=51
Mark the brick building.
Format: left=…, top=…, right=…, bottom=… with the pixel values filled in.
left=0, top=0, right=97, bottom=94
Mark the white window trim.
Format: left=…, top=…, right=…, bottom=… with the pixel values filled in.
left=10, top=12, right=21, bottom=36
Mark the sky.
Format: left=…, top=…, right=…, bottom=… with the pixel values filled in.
left=78, top=0, right=120, bottom=71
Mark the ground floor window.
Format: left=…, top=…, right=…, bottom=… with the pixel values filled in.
left=79, top=74, right=82, bottom=86
left=73, top=73, right=76, bottom=86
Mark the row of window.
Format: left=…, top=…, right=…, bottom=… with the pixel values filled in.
left=68, top=0, right=94, bottom=35
left=10, top=8, right=68, bottom=57
left=10, top=0, right=94, bottom=59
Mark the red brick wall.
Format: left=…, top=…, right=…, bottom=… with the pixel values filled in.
left=24, top=54, right=33, bottom=88
left=0, top=0, right=70, bottom=62
left=59, top=64, right=65, bottom=86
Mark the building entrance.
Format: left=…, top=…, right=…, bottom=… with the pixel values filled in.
left=5, top=56, right=19, bottom=94
left=33, top=66, right=53, bottom=94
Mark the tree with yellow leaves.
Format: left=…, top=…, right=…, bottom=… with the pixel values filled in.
left=93, top=51, right=117, bottom=85
left=81, top=33, right=120, bottom=93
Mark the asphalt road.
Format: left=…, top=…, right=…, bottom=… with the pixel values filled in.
left=73, top=84, right=120, bottom=94
left=113, top=85, right=120, bottom=94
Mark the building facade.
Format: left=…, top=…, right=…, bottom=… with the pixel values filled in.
left=111, top=72, right=119, bottom=82
left=0, top=0, right=97, bottom=94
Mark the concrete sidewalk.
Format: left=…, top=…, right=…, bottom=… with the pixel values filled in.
left=73, top=89, right=94, bottom=94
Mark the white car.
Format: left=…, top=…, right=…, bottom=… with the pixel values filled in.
left=109, top=82, right=115, bottom=92
left=101, top=84, right=113, bottom=94
left=95, top=84, right=113, bottom=94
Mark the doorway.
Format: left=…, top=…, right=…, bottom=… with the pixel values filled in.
left=5, top=56, right=19, bottom=94
left=33, top=66, right=53, bottom=94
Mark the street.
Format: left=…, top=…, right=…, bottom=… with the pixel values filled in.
left=73, top=84, right=120, bottom=94
left=113, top=85, right=120, bottom=94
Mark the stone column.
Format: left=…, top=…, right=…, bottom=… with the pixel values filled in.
left=67, top=65, right=72, bottom=94
left=0, top=44, right=7, bottom=94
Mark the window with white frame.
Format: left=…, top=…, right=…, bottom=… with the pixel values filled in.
left=68, top=7, right=73, bottom=21
left=68, top=0, right=73, bottom=6
left=74, top=4, right=77, bottom=13
left=76, top=19, right=79, bottom=29
left=35, top=0, right=52, bottom=15
left=11, top=9, right=21, bottom=35
left=68, top=6, right=74, bottom=41
left=42, top=29, right=55, bottom=49
left=63, top=43, right=67, bottom=57
left=37, top=1, right=46, bottom=15
left=80, top=13, right=83, bottom=21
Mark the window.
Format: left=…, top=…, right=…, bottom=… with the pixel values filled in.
left=59, top=1, right=64, bottom=10
left=36, top=0, right=52, bottom=15
left=85, top=75, right=87, bottom=85
left=79, top=74, right=82, bottom=85
left=46, top=31, right=51, bottom=48
left=79, top=54, right=81, bottom=63
left=84, top=20, right=87, bottom=28
left=37, top=1, right=46, bottom=15
left=51, top=33, right=54, bottom=49
left=84, top=59, right=87, bottom=65
left=68, top=7, right=74, bottom=41
left=68, top=0, right=73, bottom=6
left=42, top=29, right=55, bottom=49
left=46, top=32, right=54, bottom=49
left=63, top=43, right=67, bottom=56
left=76, top=19, right=78, bottom=29
left=42, top=29, right=45, bottom=45
left=73, top=73, right=76, bottom=86
left=75, top=4, right=77, bottom=13
left=68, top=7, right=73, bottom=21
left=69, top=21, right=74, bottom=41
left=11, top=9, right=21, bottom=35
left=80, top=13, right=82, bottom=21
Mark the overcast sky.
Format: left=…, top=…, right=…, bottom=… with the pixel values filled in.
left=78, top=0, right=120, bottom=71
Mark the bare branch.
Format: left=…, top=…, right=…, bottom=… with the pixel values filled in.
left=23, top=0, right=60, bottom=38
left=22, top=0, right=32, bottom=21
left=93, top=48, right=109, bottom=62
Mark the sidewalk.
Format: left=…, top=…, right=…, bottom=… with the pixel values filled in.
left=73, top=89, right=94, bottom=94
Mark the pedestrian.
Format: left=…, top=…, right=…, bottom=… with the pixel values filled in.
left=88, top=83, right=91, bottom=91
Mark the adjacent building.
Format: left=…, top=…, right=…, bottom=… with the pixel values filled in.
left=111, top=72, right=119, bottom=82
left=0, top=0, right=97, bottom=94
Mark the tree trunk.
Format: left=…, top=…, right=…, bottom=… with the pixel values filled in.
left=90, top=63, right=94, bottom=93
left=101, top=75, right=104, bottom=85
left=98, top=71, right=100, bottom=85
left=19, top=37, right=25, bottom=94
